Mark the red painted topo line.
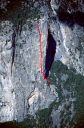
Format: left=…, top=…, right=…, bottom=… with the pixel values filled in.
left=39, top=33, right=43, bottom=74
left=37, top=23, right=45, bottom=79
left=37, top=23, right=42, bottom=73
left=37, top=22, right=51, bottom=86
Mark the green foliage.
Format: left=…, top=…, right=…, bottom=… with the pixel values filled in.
left=35, top=100, right=61, bottom=128
left=50, top=61, right=84, bottom=127
left=36, top=108, right=52, bottom=128
left=18, top=115, right=36, bottom=128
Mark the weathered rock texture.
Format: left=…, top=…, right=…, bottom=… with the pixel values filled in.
left=51, top=0, right=84, bottom=14
left=0, top=0, right=84, bottom=128
left=50, top=0, right=84, bottom=76
left=0, top=18, right=58, bottom=122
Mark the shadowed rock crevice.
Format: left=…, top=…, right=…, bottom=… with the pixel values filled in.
left=58, top=10, right=84, bottom=27
left=44, top=29, right=56, bottom=78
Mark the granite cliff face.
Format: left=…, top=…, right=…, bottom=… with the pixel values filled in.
left=0, top=17, right=58, bottom=122
left=0, top=0, right=84, bottom=128
left=50, top=0, right=84, bottom=76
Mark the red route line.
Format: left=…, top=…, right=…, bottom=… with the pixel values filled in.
left=37, top=23, right=46, bottom=80
left=37, top=22, right=51, bottom=86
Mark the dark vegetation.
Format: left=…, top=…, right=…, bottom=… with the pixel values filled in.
left=50, top=61, right=84, bottom=128
left=58, top=10, right=84, bottom=27
left=56, top=0, right=84, bottom=27
left=0, top=0, right=24, bottom=20
left=0, top=121, right=18, bottom=128
left=0, top=0, right=40, bottom=27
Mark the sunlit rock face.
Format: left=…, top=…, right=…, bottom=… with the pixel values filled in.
left=0, top=17, right=58, bottom=122
left=12, top=18, right=57, bottom=121
left=0, top=21, right=16, bottom=122
left=50, top=0, right=84, bottom=76
left=50, top=20, right=84, bottom=76
left=0, top=0, right=84, bottom=126
left=59, top=24, right=84, bottom=76
left=0, top=0, right=57, bottom=122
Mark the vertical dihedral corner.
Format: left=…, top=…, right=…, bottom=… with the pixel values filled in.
left=44, top=29, right=56, bottom=79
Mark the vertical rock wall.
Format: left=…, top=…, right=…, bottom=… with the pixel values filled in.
left=0, top=0, right=84, bottom=126
left=0, top=17, right=57, bottom=122
left=0, top=21, right=16, bottom=122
